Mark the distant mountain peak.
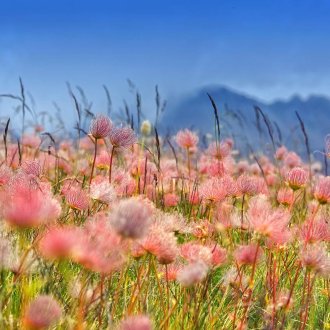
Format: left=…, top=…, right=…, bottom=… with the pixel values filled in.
left=161, top=85, right=330, bottom=151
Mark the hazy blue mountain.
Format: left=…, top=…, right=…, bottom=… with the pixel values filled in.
left=161, top=85, right=330, bottom=154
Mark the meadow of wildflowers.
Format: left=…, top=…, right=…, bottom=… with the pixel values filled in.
left=0, top=98, right=329, bottom=330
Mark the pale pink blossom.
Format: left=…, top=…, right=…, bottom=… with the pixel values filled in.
left=118, top=315, right=153, bottom=330
left=175, top=129, right=199, bottom=149
left=247, top=196, right=291, bottom=244
left=111, top=198, right=153, bottom=239
left=89, top=114, right=112, bottom=139
left=177, top=261, right=208, bottom=286
left=140, top=224, right=178, bottom=264
left=109, top=126, right=137, bottom=149
left=300, top=244, right=330, bottom=276
left=314, top=176, right=330, bottom=204
left=285, top=167, right=308, bottom=190
left=24, top=295, right=62, bottom=329
left=234, top=244, right=263, bottom=266
left=90, top=178, right=117, bottom=204
left=277, top=187, right=295, bottom=206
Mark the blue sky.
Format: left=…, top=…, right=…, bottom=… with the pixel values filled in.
left=1, top=0, right=330, bottom=122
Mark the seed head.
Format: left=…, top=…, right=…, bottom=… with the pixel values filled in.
left=23, top=295, right=62, bottom=329
left=90, top=114, right=112, bottom=139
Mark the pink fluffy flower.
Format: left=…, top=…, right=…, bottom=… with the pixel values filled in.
left=283, top=152, right=302, bottom=168
left=215, top=202, right=234, bottom=230
left=118, top=315, right=153, bottom=330
left=77, top=217, right=127, bottom=274
left=177, top=261, right=208, bottom=286
left=247, top=196, right=291, bottom=244
left=140, top=224, right=178, bottom=264
left=199, top=177, right=227, bottom=203
left=38, top=226, right=83, bottom=260
left=207, top=141, right=231, bottom=159
left=192, top=219, right=214, bottom=238
left=40, top=218, right=127, bottom=274
left=89, top=114, right=112, bottom=139
left=90, top=178, right=117, bottom=205
left=181, top=242, right=212, bottom=266
left=109, top=126, right=137, bottom=149
left=64, top=186, right=89, bottom=211
left=285, top=167, right=308, bottom=190
left=96, top=150, right=111, bottom=169
left=175, top=129, right=199, bottom=149
left=23, top=295, right=62, bottom=330
left=300, top=244, right=330, bottom=275
left=111, top=198, right=153, bottom=239
left=162, top=262, right=183, bottom=281
left=1, top=176, right=61, bottom=228
left=314, top=176, right=330, bottom=204
left=234, top=244, right=263, bottom=266
left=236, top=174, right=260, bottom=196
left=277, top=187, right=295, bottom=206
left=208, top=243, right=227, bottom=268
left=21, top=160, right=42, bottom=177
left=163, top=193, right=179, bottom=207
left=299, top=217, right=329, bottom=244
left=275, top=146, right=288, bottom=160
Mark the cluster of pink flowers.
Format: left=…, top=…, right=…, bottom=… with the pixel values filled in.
left=0, top=114, right=329, bottom=329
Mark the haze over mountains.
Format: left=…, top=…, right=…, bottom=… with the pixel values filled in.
left=161, top=85, right=330, bottom=155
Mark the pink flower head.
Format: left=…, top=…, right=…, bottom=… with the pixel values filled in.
left=23, top=295, right=62, bottom=329
left=283, top=152, right=302, bottom=168
left=208, top=243, right=227, bottom=268
left=153, top=211, right=190, bottom=234
left=192, top=219, right=214, bottom=238
left=162, top=262, right=183, bottom=281
left=96, top=150, right=111, bottom=169
left=207, top=141, right=231, bottom=159
left=236, top=174, right=260, bottom=196
left=76, top=217, right=127, bottom=274
left=237, top=160, right=250, bottom=175
left=89, top=114, right=112, bottom=139
left=109, top=126, right=137, bottom=149
left=21, top=160, right=42, bottom=177
left=199, top=177, right=227, bottom=203
left=64, top=186, right=89, bottom=211
left=234, top=244, right=263, bottom=266
left=38, top=226, right=83, bottom=260
left=181, top=242, right=212, bottom=266
left=215, top=202, right=234, bottom=230
left=285, top=167, right=308, bottom=190
left=111, top=198, right=153, bottom=239
left=175, top=129, right=199, bottom=149
left=163, top=193, right=179, bottom=207
left=118, top=315, right=153, bottom=330
left=299, top=217, right=329, bottom=244
left=300, top=244, right=330, bottom=275
left=277, top=187, right=295, bottom=206
left=2, top=176, right=61, bottom=228
left=275, top=146, right=288, bottom=160
left=141, top=224, right=178, bottom=264
left=90, top=178, right=117, bottom=204
left=247, top=196, right=291, bottom=243
left=177, top=261, right=208, bottom=286
left=314, top=176, right=330, bottom=204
